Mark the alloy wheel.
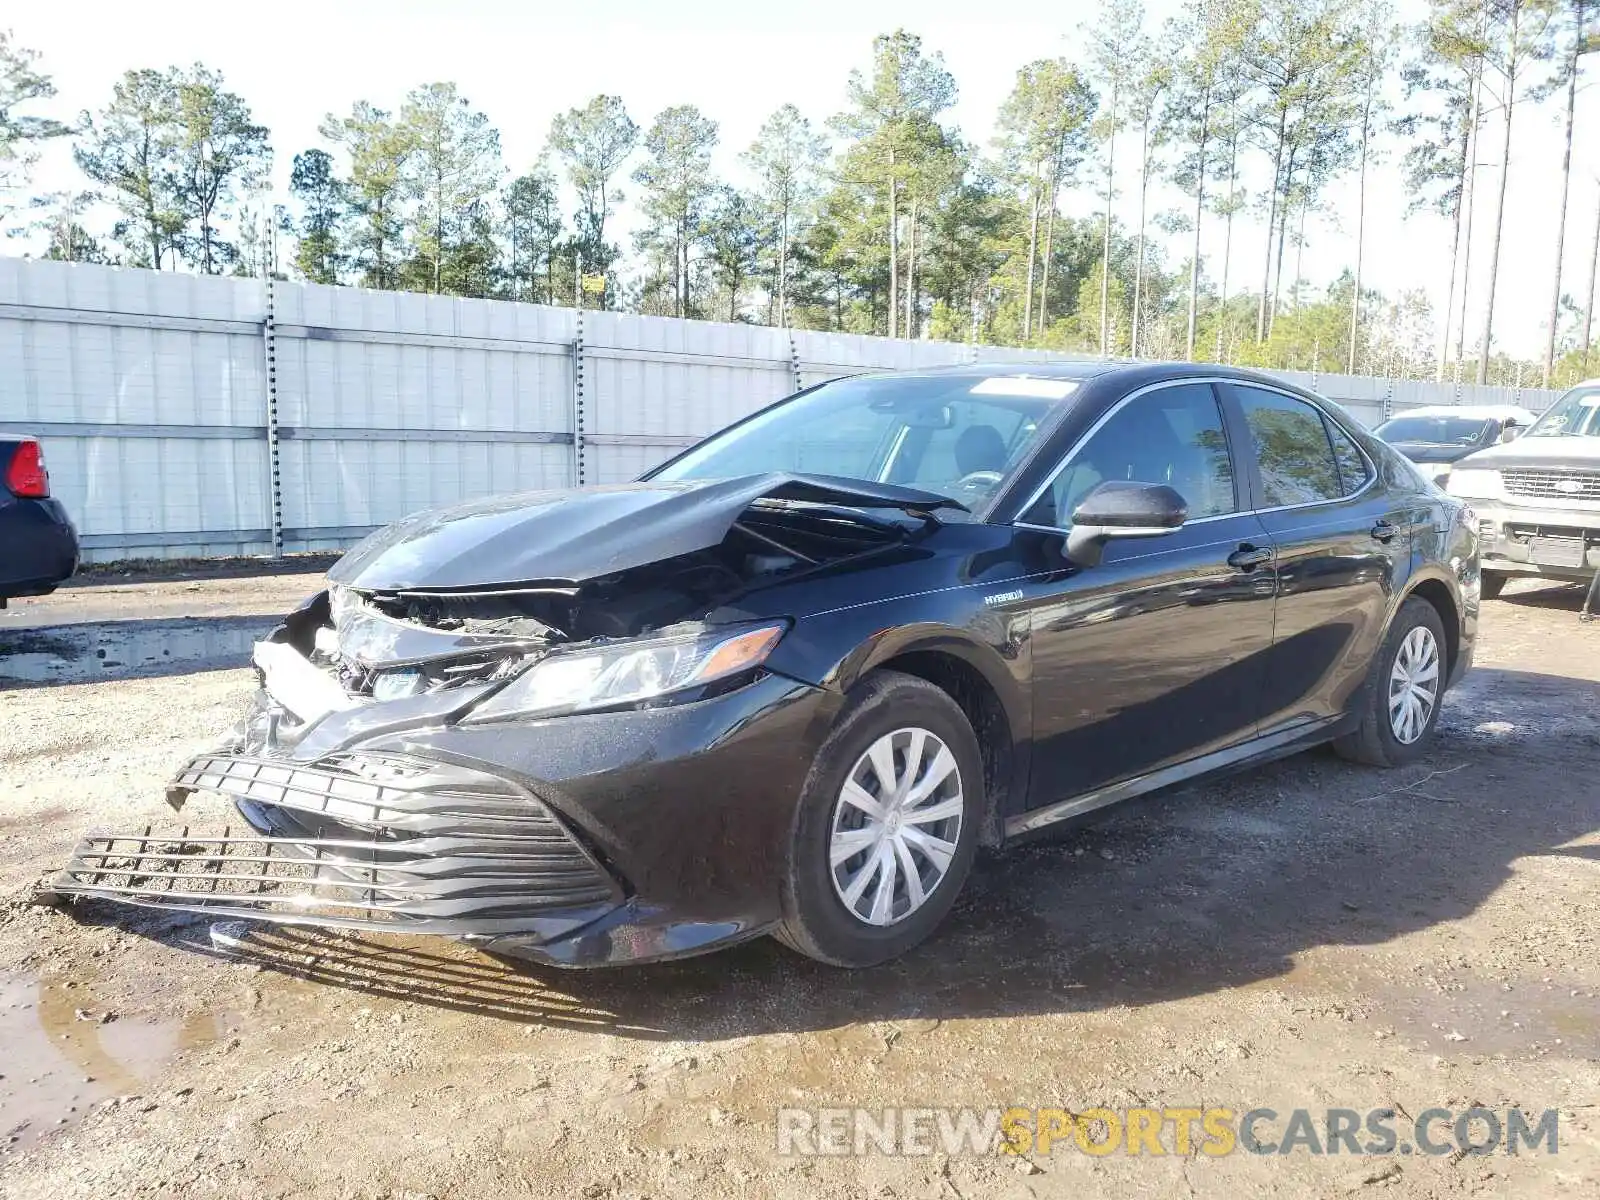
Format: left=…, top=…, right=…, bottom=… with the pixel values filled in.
left=1388, top=625, right=1440, bottom=745
left=828, top=727, right=964, bottom=926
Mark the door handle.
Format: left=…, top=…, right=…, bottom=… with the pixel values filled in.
left=1228, top=544, right=1273, bottom=571
left=1370, top=520, right=1398, bottom=543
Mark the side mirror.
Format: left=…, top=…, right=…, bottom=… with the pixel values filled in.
left=1501, top=424, right=1520, bottom=443
left=1063, top=481, right=1189, bottom=567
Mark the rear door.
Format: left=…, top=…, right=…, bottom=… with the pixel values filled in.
left=1223, top=384, right=1414, bottom=730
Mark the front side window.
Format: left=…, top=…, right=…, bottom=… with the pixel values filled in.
left=651, top=372, right=1079, bottom=512
left=1235, top=387, right=1346, bottom=507
left=1021, top=383, right=1237, bottom=527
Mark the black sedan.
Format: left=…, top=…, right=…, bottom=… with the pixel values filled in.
left=1, top=434, right=78, bottom=607
left=51, top=363, right=1479, bottom=969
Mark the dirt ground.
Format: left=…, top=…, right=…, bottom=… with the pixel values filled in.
left=1, top=571, right=1597, bottom=1198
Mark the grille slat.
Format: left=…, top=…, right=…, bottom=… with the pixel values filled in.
left=53, top=751, right=622, bottom=935
left=1501, top=469, right=1600, bottom=502
left=55, top=826, right=618, bottom=930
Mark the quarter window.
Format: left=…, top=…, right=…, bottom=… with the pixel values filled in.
left=1021, top=383, right=1237, bottom=527
left=1235, top=387, right=1349, bottom=507
left=1325, top=419, right=1373, bottom=497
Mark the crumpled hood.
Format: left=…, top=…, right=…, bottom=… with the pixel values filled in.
left=1387, top=441, right=1479, bottom=465
left=327, top=472, right=964, bottom=592
left=1454, top=436, right=1600, bottom=474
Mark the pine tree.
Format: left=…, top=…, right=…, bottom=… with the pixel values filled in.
left=743, top=105, right=827, bottom=326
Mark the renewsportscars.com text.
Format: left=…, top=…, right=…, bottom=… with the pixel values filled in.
left=775, top=1106, right=1560, bottom=1158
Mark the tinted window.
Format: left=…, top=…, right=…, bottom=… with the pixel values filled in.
left=1236, top=387, right=1343, bottom=507
left=1326, top=419, right=1373, bottom=497
left=1374, top=415, right=1493, bottom=446
left=1023, top=383, right=1236, bottom=527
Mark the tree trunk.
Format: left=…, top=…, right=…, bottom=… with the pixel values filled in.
left=1437, top=102, right=1471, bottom=381
left=1023, top=174, right=1039, bottom=341
left=1455, top=64, right=1483, bottom=376
left=1039, top=171, right=1058, bottom=337
left=1100, top=80, right=1118, bottom=355
left=1293, top=201, right=1306, bottom=314
left=1186, top=92, right=1211, bottom=362
left=1271, top=146, right=1300, bottom=339
left=1257, top=108, right=1286, bottom=342
left=1478, top=18, right=1519, bottom=386
left=1349, top=87, right=1373, bottom=374
left=887, top=144, right=899, bottom=339
left=778, top=203, right=789, bottom=327
left=1582, top=190, right=1600, bottom=371
left=1132, top=118, right=1151, bottom=358
left=1542, top=0, right=1584, bottom=386
left=1218, top=133, right=1238, bottom=362
left=905, top=197, right=918, bottom=338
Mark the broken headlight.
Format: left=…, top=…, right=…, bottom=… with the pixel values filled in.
left=461, top=621, right=786, bottom=723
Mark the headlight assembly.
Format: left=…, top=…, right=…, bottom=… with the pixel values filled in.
left=1446, top=469, right=1503, bottom=500
left=462, top=621, right=787, bottom=723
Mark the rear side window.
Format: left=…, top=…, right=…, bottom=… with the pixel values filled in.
left=1325, top=419, right=1373, bottom=497
left=1235, top=387, right=1347, bottom=507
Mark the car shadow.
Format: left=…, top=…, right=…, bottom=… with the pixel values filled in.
left=0, top=616, right=268, bottom=687
left=1497, top=580, right=1596, bottom=611
left=71, top=666, right=1600, bottom=1042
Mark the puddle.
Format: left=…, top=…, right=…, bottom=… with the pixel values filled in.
left=0, top=617, right=271, bottom=685
left=0, top=969, right=226, bottom=1153
left=1377, top=976, right=1600, bottom=1058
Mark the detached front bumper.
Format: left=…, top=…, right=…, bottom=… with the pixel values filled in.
left=1471, top=499, right=1600, bottom=581
left=49, top=671, right=838, bottom=966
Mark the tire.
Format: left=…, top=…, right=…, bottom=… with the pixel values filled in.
left=1479, top=571, right=1507, bottom=600
left=1334, top=596, right=1448, bottom=768
left=774, top=670, right=983, bottom=967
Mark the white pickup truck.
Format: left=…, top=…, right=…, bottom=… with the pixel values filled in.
left=1446, top=380, right=1600, bottom=598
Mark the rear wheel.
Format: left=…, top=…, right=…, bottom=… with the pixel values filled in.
left=1335, top=596, right=1448, bottom=767
left=775, top=671, right=982, bottom=967
left=1479, top=570, right=1507, bottom=600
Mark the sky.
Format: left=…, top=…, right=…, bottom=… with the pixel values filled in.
left=9, top=0, right=1600, bottom=362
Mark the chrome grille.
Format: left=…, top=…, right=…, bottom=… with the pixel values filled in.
left=1501, top=469, right=1600, bottom=502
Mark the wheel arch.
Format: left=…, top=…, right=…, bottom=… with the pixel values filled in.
left=843, top=626, right=1030, bottom=848
left=1399, top=572, right=1462, bottom=681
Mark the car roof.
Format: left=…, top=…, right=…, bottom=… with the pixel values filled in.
left=851, top=358, right=1309, bottom=385
left=853, top=358, right=1118, bottom=382
left=1381, top=404, right=1537, bottom=422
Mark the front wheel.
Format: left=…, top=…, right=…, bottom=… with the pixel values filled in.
left=775, top=670, right=983, bottom=967
left=1334, top=596, right=1448, bottom=767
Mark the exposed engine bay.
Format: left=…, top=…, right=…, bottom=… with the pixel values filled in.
left=274, top=498, right=919, bottom=706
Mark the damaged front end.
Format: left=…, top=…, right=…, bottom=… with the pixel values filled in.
left=46, top=474, right=947, bottom=962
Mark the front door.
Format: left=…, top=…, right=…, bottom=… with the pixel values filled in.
left=1016, top=381, right=1279, bottom=808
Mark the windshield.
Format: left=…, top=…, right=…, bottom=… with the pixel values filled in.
left=1374, top=415, right=1494, bottom=446
left=650, top=372, right=1080, bottom=511
left=1525, top=386, right=1600, bottom=437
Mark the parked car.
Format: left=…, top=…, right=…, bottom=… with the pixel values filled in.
left=49, top=363, right=1478, bottom=968
left=1372, top=404, right=1535, bottom=488
left=0, top=434, right=78, bottom=608
left=1446, top=379, right=1600, bottom=598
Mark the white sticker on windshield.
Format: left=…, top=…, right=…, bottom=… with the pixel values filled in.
left=969, top=376, right=1080, bottom=400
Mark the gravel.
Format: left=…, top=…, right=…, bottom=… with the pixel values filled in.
left=1, top=573, right=1596, bottom=1198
